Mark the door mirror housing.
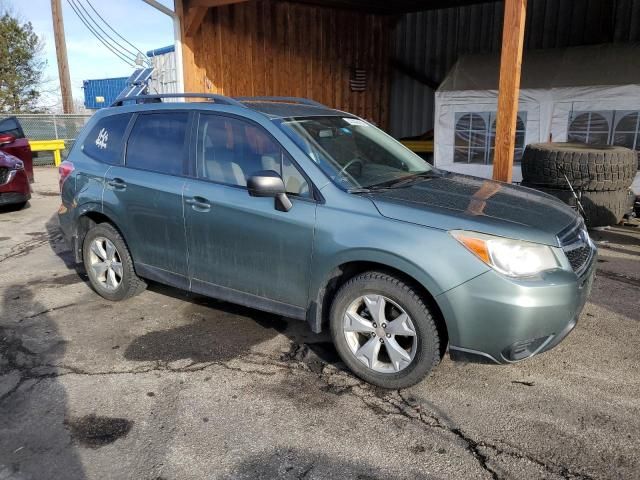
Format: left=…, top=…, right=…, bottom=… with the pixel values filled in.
left=247, top=171, right=293, bottom=212
left=0, top=133, right=15, bottom=146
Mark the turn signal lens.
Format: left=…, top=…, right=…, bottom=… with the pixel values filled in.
left=454, top=235, right=490, bottom=263
left=59, top=160, right=74, bottom=192
left=451, top=230, right=560, bottom=278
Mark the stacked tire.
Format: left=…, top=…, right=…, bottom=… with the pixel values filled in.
left=521, top=143, right=638, bottom=228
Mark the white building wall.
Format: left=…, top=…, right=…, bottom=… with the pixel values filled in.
left=148, top=50, right=178, bottom=95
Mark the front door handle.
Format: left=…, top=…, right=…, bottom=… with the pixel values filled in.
left=185, top=196, right=211, bottom=212
left=107, top=178, right=126, bottom=190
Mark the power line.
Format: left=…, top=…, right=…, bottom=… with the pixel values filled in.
left=66, top=0, right=137, bottom=67
left=85, top=0, right=151, bottom=66
left=74, top=0, right=140, bottom=59
left=67, top=0, right=138, bottom=65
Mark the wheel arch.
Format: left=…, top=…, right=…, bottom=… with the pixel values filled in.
left=73, top=207, right=129, bottom=264
left=308, top=260, right=448, bottom=356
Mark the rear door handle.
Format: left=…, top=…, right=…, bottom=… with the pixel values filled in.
left=185, top=196, right=211, bottom=212
left=107, top=178, right=126, bottom=190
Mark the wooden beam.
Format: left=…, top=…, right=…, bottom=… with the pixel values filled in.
left=492, top=0, right=527, bottom=183
left=185, top=6, right=208, bottom=37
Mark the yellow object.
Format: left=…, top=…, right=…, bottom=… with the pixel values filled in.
left=400, top=140, right=434, bottom=153
left=29, top=139, right=66, bottom=166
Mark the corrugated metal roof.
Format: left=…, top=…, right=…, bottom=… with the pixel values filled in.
left=280, top=0, right=489, bottom=14
left=389, top=0, right=640, bottom=137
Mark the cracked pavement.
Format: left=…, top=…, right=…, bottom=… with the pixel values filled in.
left=1, top=167, right=639, bottom=479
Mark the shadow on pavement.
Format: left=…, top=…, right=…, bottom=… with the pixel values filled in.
left=125, top=284, right=290, bottom=363
left=124, top=282, right=340, bottom=369
left=0, top=284, right=86, bottom=480
left=43, top=213, right=343, bottom=371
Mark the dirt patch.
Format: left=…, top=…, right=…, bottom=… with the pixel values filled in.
left=64, top=414, right=133, bottom=448
left=0, top=232, right=50, bottom=264
left=597, top=269, right=640, bottom=288
left=281, top=342, right=342, bottom=374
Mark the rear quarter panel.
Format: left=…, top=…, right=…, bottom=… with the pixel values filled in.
left=58, top=115, right=112, bottom=242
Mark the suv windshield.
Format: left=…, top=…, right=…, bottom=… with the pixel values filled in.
left=277, top=116, right=433, bottom=190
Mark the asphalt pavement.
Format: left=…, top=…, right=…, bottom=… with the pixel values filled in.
left=1, top=167, right=638, bottom=480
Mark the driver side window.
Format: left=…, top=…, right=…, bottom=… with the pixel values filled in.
left=197, top=114, right=310, bottom=198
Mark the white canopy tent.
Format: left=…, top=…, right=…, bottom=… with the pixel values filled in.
left=434, top=43, right=640, bottom=191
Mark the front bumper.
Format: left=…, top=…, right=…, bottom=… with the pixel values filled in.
left=0, top=168, right=31, bottom=206
left=437, top=255, right=597, bottom=364
left=0, top=191, right=31, bottom=206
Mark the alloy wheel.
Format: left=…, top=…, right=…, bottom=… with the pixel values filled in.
left=342, top=294, right=417, bottom=373
left=88, top=237, right=123, bottom=291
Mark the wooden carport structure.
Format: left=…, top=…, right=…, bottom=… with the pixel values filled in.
left=174, top=0, right=527, bottom=182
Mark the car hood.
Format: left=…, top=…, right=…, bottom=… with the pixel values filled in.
left=0, top=150, right=20, bottom=169
left=368, top=172, right=579, bottom=246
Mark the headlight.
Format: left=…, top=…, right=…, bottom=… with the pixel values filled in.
left=450, top=230, right=560, bottom=278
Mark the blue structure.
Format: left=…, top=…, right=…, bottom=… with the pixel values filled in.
left=146, top=45, right=175, bottom=57
left=83, top=77, right=129, bottom=110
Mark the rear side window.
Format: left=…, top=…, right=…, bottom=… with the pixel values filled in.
left=126, top=112, right=189, bottom=175
left=0, top=117, right=25, bottom=138
left=82, top=114, right=132, bottom=164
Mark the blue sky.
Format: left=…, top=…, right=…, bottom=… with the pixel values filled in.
left=5, top=0, right=175, bottom=109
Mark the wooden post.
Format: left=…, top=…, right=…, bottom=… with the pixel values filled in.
left=492, top=0, right=526, bottom=182
left=51, top=0, right=74, bottom=113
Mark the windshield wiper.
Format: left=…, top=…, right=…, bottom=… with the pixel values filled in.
left=348, top=186, right=391, bottom=194
left=367, top=171, right=441, bottom=190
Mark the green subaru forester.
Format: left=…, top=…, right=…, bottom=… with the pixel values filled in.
left=58, top=95, right=596, bottom=388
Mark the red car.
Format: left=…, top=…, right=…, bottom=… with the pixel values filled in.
left=0, top=117, right=33, bottom=209
left=0, top=150, right=30, bottom=208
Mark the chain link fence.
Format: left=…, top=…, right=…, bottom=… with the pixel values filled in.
left=12, top=114, right=93, bottom=165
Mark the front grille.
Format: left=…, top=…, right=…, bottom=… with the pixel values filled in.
left=558, top=218, right=594, bottom=275
left=0, top=167, right=9, bottom=185
left=565, top=245, right=591, bottom=272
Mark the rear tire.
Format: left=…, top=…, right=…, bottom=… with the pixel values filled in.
left=330, top=271, right=441, bottom=389
left=82, top=223, right=146, bottom=301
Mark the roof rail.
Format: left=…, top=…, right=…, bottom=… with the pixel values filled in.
left=110, top=93, right=245, bottom=107
left=234, top=96, right=327, bottom=108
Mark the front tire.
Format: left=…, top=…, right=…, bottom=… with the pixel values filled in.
left=82, top=223, right=146, bottom=301
left=330, top=271, right=441, bottom=389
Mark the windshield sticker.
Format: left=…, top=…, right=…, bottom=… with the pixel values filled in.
left=95, top=128, right=109, bottom=150
left=343, top=118, right=369, bottom=127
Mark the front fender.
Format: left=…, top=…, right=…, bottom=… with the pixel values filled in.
left=306, top=202, right=489, bottom=332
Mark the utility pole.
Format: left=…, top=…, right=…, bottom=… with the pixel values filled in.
left=51, top=0, right=74, bottom=113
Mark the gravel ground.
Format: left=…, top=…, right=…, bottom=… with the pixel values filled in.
left=1, top=167, right=639, bottom=480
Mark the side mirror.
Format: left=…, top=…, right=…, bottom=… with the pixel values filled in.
left=0, top=133, right=15, bottom=146
left=247, top=171, right=293, bottom=212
